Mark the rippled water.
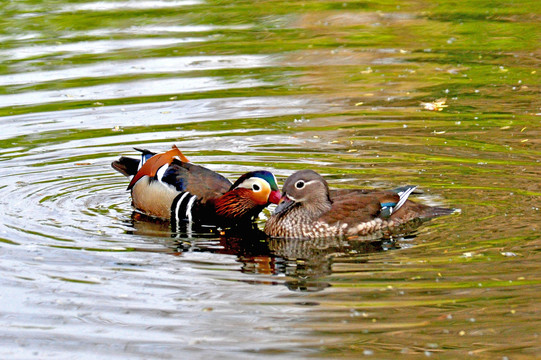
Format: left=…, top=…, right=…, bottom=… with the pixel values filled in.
left=1, top=1, right=540, bottom=358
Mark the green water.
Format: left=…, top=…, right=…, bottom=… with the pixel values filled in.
left=0, top=0, right=540, bottom=358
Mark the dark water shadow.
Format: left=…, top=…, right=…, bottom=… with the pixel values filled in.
left=124, top=212, right=427, bottom=292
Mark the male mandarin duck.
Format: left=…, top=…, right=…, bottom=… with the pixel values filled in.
left=264, top=170, right=456, bottom=239
left=112, top=145, right=281, bottom=227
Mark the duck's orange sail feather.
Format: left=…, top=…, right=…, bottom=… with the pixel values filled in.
left=127, top=145, right=189, bottom=190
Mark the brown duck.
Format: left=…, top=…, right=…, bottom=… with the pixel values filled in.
left=264, top=170, right=456, bottom=239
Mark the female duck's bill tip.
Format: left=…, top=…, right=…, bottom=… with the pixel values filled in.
left=273, top=195, right=296, bottom=214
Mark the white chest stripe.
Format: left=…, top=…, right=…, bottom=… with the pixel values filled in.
left=175, top=192, right=190, bottom=225
left=185, top=195, right=197, bottom=223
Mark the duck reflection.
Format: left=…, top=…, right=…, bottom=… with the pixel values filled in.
left=127, top=211, right=416, bottom=292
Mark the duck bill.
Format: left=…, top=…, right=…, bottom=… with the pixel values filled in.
left=274, top=195, right=295, bottom=214
left=269, top=190, right=281, bottom=204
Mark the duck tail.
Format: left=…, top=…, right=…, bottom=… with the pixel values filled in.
left=111, top=157, right=140, bottom=177
left=133, top=148, right=157, bottom=169
left=425, top=206, right=460, bottom=218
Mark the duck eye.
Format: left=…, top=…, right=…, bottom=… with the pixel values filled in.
left=252, top=183, right=261, bottom=191
left=295, top=180, right=305, bottom=189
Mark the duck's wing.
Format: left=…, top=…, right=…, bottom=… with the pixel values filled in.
left=320, top=189, right=389, bottom=224
left=162, top=159, right=232, bottom=202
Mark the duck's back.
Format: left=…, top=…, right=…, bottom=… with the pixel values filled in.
left=320, top=189, right=385, bottom=225
left=323, top=188, right=454, bottom=232
left=162, top=160, right=231, bottom=203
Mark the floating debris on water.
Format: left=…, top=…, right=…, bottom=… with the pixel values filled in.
left=421, top=98, right=448, bottom=111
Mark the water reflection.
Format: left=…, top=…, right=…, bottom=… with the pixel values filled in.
left=1, top=0, right=540, bottom=357
left=81, top=24, right=253, bottom=37
left=2, top=38, right=204, bottom=60
left=0, top=55, right=272, bottom=85
left=0, top=77, right=266, bottom=107
left=59, top=1, right=203, bottom=12
left=129, top=211, right=412, bottom=293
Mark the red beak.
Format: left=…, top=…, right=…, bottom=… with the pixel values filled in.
left=269, top=190, right=281, bottom=204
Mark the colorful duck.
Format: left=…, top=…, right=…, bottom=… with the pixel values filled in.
left=112, top=145, right=280, bottom=228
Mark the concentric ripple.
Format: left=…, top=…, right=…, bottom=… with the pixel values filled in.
left=1, top=0, right=540, bottom=358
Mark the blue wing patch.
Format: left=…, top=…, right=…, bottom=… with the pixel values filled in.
left=380, top=186, right=417, bottom=218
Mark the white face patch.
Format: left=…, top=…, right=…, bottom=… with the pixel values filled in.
left=237, top=178, right=270, bottom=193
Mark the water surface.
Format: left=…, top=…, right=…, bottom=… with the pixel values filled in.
left=1, top=0, right=540, bottom=358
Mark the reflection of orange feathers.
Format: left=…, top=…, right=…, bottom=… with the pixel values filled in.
left=128, top=145, right=189, bottom=190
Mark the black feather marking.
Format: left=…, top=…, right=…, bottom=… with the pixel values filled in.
left=111, top=157, right=140, bottom=177
left=162, top=165, right=188, bottom=191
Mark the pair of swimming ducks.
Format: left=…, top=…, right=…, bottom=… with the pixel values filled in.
left=112, top=145, right=456, bottom=239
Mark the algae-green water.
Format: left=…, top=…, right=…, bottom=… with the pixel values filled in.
left=0, top=1, right=540, bottom=358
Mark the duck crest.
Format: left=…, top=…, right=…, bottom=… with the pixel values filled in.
left=229, top=170, right=278, bottom=191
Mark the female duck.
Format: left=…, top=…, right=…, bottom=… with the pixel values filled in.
left=264, top=170, right=455, bottom=239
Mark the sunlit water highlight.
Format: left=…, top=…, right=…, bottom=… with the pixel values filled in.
left=0, top=0, right=540, bottom=359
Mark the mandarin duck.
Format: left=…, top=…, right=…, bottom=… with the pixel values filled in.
left=112, top=145, right=280, bottom=228
left=264, top=170, right=456, bottom=239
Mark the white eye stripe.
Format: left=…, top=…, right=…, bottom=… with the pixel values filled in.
left=293, top=179, right=318, bottom=188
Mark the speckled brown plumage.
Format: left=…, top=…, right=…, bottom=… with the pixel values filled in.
left=264, top=170, right=456, bottom=239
